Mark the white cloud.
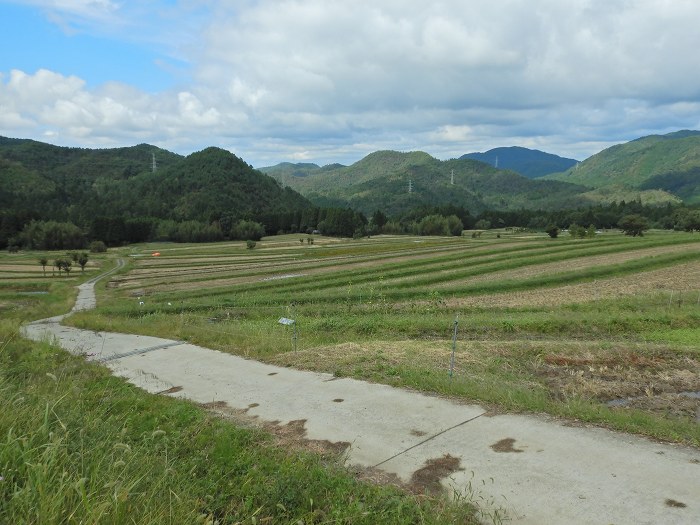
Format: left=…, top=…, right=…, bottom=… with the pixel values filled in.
left=2, top=0, right=700, bottom=165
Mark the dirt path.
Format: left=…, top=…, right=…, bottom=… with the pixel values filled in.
left=21, top=262, right=700, bottom=525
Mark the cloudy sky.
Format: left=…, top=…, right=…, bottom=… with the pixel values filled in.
left=1, top=0, right=700, bottom=167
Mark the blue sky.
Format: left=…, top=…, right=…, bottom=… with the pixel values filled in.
left=0, top=3, right=179, bottom=92
left=2, top=0, right=700, bottom=167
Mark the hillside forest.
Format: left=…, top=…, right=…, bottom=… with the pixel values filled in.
left=2, top=133, right=700, bottom=251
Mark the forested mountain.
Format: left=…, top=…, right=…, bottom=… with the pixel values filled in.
left=261, top=150, right=589, bottom=216
left=460, top=146, right=578, bottom=178
left=0, top=137, right=311, bottom=247
left=544, top=130, right=700, bottom=203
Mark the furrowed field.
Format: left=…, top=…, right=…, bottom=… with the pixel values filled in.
left=60, top=229, right=700, bottom=445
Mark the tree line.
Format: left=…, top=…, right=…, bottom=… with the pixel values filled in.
left=4, top=200, right=699, bottom=252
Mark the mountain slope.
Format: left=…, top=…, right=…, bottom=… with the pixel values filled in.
left=460, top=146, right=578, bottom=178
left=0, top=137, right=311, bottom=231
left=544, top=130, right=700, bottom=203
left=262, top=151, right=589, bottom=216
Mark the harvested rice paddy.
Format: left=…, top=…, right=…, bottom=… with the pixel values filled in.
left=57, top=230, right=700, bottom=444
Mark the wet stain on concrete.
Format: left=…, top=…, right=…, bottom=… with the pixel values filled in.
left=332, top=398, right=344, bottom=403
left=157, top=386, right=183, bottom=394
left=665, top=499, right=687, bottom=508
left=410, top=454, right=463, bottom=495
left=491, top=438, right=524, bottom=453
left=410, top=429, right=427, bottom=437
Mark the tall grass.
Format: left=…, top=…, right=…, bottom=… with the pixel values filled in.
left=0, top=323, right=477, bottom=524
left=0, top=247, right=480, bottom=524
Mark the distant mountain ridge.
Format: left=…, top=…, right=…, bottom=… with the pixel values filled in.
left=261, top=150, right=590, bottom=216
left=460, top=146, right=579, bottom=178
left=544, top=129, right=700, bottom=204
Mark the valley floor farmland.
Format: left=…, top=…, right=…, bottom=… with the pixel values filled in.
left=68, top=230, right=700, bottom=444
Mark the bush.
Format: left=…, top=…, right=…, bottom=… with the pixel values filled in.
left=416, top=215, right=449, bottom=236
left=445, top=215, right=464, bottom=236
left=545, top=225, right=559, bottom=238
left=246, top=239, right=257, bottom=249
left=618, top=214, right=649, bottom=237
left=231, top=220, right=266, bottom=241
left=89, top=240, right=107, bottom=253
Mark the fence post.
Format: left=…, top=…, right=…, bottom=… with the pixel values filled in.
left=449, top=314, right=459, bottom=378
left=292, top=302, right=298, bottom=352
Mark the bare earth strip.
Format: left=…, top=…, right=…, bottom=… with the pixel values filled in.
left=0, top=264, right=46, bottom=272
left=20, top=262, right=700, bottom=525
left=432, top=242, right=700, bottom=290
left=128, top=243, right=508, bottom=293
left=445, top=260, right=700, bottom=308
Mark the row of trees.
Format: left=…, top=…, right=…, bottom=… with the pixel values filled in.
left=36, top=251, right=89, bottom=277
left=5, top=201, right=700, bottom=252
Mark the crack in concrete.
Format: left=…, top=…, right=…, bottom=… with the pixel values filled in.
left=372, top=411, right=485, bottom=468
left=97, top=340, right=186, bottom=362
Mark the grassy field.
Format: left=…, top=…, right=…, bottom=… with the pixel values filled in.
left=61, top=230, right=700, bottom=447
left=1, top=250, right=478, bottom=523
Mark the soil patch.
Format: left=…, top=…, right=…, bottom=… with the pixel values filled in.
left=445, top=259, right=700, bottom=308
left=538, top=348, right=700, bottom=420
left=409, top=454, right=463, bottom=495
left=200, top=401, right=350, bottom=457
left=490, top=438, right=524, bottom=453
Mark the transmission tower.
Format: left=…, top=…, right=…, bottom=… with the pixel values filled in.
left=152, top=153, right=157, bottom=173
left=450, top=169, right=455, bottom=185
left=408, top=179, right=413, bottom=193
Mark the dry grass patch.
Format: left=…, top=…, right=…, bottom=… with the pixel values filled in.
left=0, top=264, right=45, bottom=272
left=269, top=339, right=700, bottom=423
left=445, top=260, right=700, bottom=308
left=269, top=340, right=485, bottom=378
left=435, top=242, right=700, bottom=290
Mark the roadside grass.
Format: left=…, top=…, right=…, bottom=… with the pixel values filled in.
left=2, top=250, right=479, bottom=524
left=0, top=324, right=477, bottom=524
left=66, top=231, right=700, bottom=446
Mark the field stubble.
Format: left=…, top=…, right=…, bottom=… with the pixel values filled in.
left=74, top=232, right=700, bottom=445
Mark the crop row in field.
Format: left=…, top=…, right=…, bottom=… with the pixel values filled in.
left=61, top=231, right=700, bottom=445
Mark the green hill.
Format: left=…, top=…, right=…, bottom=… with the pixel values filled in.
left=460, top=146, right=578, bottom=178
left=544, top=130, right=700, bottom=203
left=0, top=137, right=311, bottom=245
left=261, top=151, right=589, bottom=216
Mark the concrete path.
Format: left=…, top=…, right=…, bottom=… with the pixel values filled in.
left=22, top=263, right=700, bottom=525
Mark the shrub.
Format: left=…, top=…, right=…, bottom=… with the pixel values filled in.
left=445, top=215, right=464, bottom=236
left=231, top=220, right=265, bottom=241
left=246, top=239, right=257, bottom=249
left=545, top=225, right=559, bottom=238
left=89, top=240, right=107, bottom=253
left=416, top=215, right=449, bottom=236
left=618, top=214, right=649, bottom=237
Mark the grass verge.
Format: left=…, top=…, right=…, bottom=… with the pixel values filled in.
left=0, top=323, right=478, bottom=524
